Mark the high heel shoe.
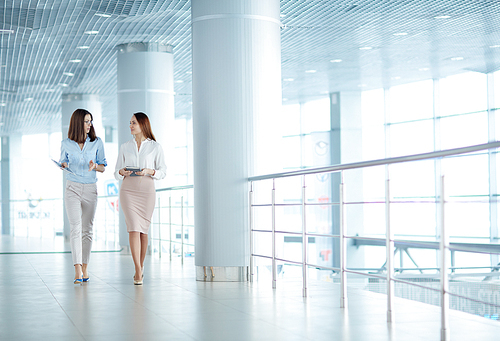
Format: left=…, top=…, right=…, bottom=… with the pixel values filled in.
left=74, top=278, right=83, bottom=284
left=133, top=277, right=143, bottom=285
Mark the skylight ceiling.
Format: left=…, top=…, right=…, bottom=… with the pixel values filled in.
left=0, top=0, right=499, bottom=135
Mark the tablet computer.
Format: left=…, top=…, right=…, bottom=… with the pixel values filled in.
left=52, top=159, right=77, bottom=176
left=125, top=166, right=141, bottom=176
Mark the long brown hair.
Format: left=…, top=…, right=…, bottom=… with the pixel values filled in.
left=68, top=109, right=96, bottom=143
left=134, top=112, right=156, bottom=141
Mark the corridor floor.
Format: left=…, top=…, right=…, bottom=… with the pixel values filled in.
left=1, top=236, right=499, bottom=341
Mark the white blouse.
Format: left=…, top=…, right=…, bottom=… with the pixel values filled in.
left=114, top=138, right=167, bottom=181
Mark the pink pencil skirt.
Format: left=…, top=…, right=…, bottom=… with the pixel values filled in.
left=120, top=176, right=156, bottom=234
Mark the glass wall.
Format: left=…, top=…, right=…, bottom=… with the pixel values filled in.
left=271, top=70, right=500, bottom=275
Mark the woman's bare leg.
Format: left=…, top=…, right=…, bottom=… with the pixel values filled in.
left=74, top=264, right=82, bottom=280
left=129, top=232, right=142, bottom=281
left=140, top=233, right=148, bottom=271
left=82, top=263, right=88, bottom=279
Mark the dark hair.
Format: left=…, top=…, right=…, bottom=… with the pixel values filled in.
left=68, top=109, right=96, bottom=143
left=133, top=112, right=156, bottom=141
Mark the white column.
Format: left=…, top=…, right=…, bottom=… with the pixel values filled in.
left=61, top=94, right=103, bottom=240
left=116, top=43, right=175, bottom=250
left=1, top=137, right=10, bottom=235
left=192, top=0, right=282, bottom=280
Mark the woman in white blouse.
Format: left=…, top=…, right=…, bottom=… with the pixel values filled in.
left=114, top=112, right=166, bottom=285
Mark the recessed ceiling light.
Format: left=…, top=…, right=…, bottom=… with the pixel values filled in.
left=393, top=32, right=408, bottom=36
left=0, top=103, right=6, bottom=106
left=330, top=59, right=342, bottom=63
left=419, top=67, right=429, bottom=71
left=391, top=76, right=401, bottom=80
left=77, top=46, right=90, bottom=49
left=59, top=83, right=69, bottom=87
left=451, top=57, right=463, bottom=61
left=0, top=122, right=4, bottom=126
left=0, top=29, right=14, bottom=34
left=280, top=14, right=286, bottom=18
left=63, top=72, right=74, bottom=77
left=283, top=78, right=294, bottom=81
left=305, top=70, right=317, bottom=73
left=84, top=30, right=99, bottom=35
left=489, top=45, right=500, bottom=48
left=24, top=98, right=33, bottom=102
left=186, top=71, right=192, bottom=74
left=434, top=15, right=451, bottom=19
left=95, top=13, right=111, bottom=18
left=174, top=80, right=184, bottom=83
left=45, top=89, right=55, bottom=92
left=359, top=47, right=372, bottom=50
left=1, top=65, right=6, bottom=68
left=69, top=59, right=81, bottom=63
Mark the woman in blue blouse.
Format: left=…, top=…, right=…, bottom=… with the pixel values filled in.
left=60, top=109, right=107, bottom=284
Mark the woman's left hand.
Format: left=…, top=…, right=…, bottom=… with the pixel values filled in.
left=89, top=160, right=97, bottom=171
left=135, top=168, right=155, bottom=176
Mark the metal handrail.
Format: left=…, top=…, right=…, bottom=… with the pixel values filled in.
left=152, top=185, right=194, bottom=261
left=249, top=141, right=500, bottom=341
left=156, top=184, right=194, bottom=192
left=249, top=141, right=500, bottom=181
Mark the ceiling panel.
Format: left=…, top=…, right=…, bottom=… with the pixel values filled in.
left=0, top=0, right=498, bottom=135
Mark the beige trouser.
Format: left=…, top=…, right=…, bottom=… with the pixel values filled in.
left=65, top=180, right=98, bottom=265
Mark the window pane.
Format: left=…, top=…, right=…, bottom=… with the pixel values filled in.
left=389, top=160, right=436, bottom=237
left=303, top=131, right=331, bottom=167
left=281, top=136, right=301, bottom=168
left=281, top=103, right=301, bottom=136
left=440, top=112, right=488, bottom=150
left=442, top=153, right=489, bottom=197
left=388, top=80, right=433, bottom=123
left=362, top=89, right=385, bottom=160
left=389, top=120, right=434, bottom=157
left=392, top=203, right=436, bottom=237
left=496, top=108, right=500, bottom=141
left=302, top=97, right=330, bottom=134
left=390, top=160, right=436, bottom=199
left=446, top=203, right=489, bottom=238
left=439, top=72, right=487, bottom=116
left=494, top=69, right=500, bottom=111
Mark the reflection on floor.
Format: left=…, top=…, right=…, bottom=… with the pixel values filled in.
left=0, top=235, right=120, bottom=253
left=1, top=235, right=499, bottom=341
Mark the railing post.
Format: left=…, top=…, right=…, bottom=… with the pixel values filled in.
left=169, top=196, right=172, bottom=261
left=272, top=178, right=277, bottom=289
left=249, top=181, right=254, bottom=282
left=339, top=171, right=347, bottom=308
left=386, top=167, right=394, bottom=323
left=439, top=175, right=449, bottom=341
left=181, top=195, right=184, bottom=265
left=302, top=175, right=307, bottom=297
left=158, top=196, right=161, bottom=258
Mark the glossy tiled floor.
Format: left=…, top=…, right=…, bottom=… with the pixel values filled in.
left=1, top=236, right=499, bottom=341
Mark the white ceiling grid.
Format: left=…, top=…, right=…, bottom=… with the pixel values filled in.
left=0, top=0, right=499, bottom=135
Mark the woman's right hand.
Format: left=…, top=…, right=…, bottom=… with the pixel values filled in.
left=119, top=168, right=133, bottom=177
left=61, top=162, right=68, bottom=169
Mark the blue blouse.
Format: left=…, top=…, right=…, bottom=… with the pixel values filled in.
left=59, top=136, right=107, bottom=184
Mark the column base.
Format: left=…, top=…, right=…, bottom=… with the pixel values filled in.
left=196, top=266, right=247, bottom=282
